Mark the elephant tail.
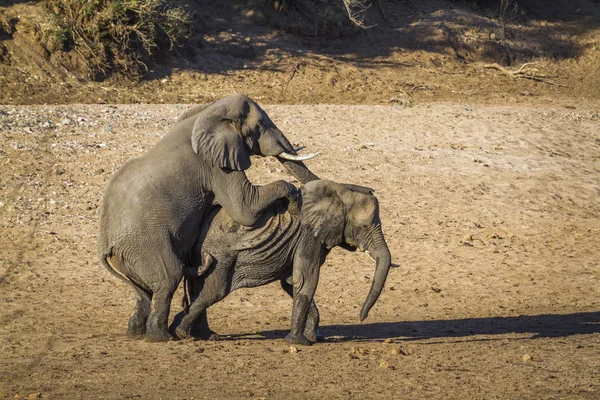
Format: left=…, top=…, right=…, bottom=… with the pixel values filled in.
left=99, top=249, right=134, bottom=286
left=181, top=275, right=191, bottom=315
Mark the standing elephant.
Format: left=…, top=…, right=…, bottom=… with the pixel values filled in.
left=98, top=94, right=320, bottom=341
left=176, top=180, right=392, bottom=345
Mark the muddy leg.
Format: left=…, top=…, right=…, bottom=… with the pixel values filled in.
left=127, top=286, right=151, bottom=337
left=176, top=271, right=228, bottom=340
left=280, top=279, right=322, bottom=342
left=145, top=286, right=178, bottom=342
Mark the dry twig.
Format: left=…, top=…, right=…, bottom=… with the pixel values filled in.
left=343, top=0, right=376, bottom=29
left=287, top=62, right=306, bottom=83
left=483, top=62, right=567, bottom=87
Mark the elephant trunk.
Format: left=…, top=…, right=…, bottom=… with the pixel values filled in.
left=277, top=158, right=321, bottom=184
left=359, top=228, right=391, bottom=322
left=271, top=129, right=321, bottom=184
left=257, top=128, right=320, bottom=184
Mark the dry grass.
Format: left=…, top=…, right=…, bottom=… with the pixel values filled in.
left=42, top=0, right=192, bottom=79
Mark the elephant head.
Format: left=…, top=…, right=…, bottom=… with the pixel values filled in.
left=299, top=180, right=392, bottom=322
left=191, top=94, right=318, bottom=173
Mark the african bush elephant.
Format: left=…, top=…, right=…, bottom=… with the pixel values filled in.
left=98, top=94, right=320, bottom=341
left=176, top=180, right=392, bottom=345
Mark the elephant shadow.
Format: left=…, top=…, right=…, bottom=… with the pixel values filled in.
left=223, top=311, right=600, bottom=343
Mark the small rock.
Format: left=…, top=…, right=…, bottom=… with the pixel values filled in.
left=522, top=354, right=533, bottom=363
left=383, top=338, right=393, bottom=344
left=27, top=394, right=41, bottom=399
left=95, top=168, right=105, bottom=175
left=391, top=347, right=408, bottom=356
left=289, top=346, right=299, bottom=354
left=431, top=286, right=442, bottom=293
left=379, top=361, right=390, bottom=369
left=351, top=346, right=368, bottom=355
left=41, top=121, right=51, bottom=128
left=55, top=165, right=66, bottom=175
left=61, top=118, right=71, bottom=125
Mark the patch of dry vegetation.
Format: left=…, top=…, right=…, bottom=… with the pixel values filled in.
left=42, top=0, right=193, bottom=79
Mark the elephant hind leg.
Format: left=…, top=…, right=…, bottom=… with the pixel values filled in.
left=143, top=250, right=184, bottom=342
left=127, top=286, right=151, bottom=337
left=176, top=268, right=229, bottom=340
left=145, top=287, right=178, bottom=342
left=106, top=255, right=152, bottom=337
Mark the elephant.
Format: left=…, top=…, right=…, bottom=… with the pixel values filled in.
left=175, top=179, right=392, bottom=345
left=98, top=94, right=321, bottom=341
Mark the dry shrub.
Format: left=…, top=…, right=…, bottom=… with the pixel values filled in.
left=268, top=0, right=358, bottom=37
left=43, top=0, right=192, bottom=79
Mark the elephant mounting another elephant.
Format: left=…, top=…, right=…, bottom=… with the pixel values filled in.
left=98, top=94, right=321, bottom=341
left=175, top=180, right=392, bottom=345
left=98, top=94, right=391, bottom=344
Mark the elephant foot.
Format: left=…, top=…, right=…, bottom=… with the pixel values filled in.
left=190, top=327, right=220, bottom=341
left=175, top=326, right=193, bottom=340
left=189, top=320, right=219, bottom=340
left=127, top=316, right=147, bottom=337
left=176, top=324, right=220, bottom=341
left=145, top=324, right=176, bottom=342
left=144, top=331, right=176, bottom=342
left=304, top=330, right=324, bottom=343
left=126, top=331, right=145, bottom=339
left=126, top=327, right=146, bottom=338
left=285, top=333, right=312, bottom=346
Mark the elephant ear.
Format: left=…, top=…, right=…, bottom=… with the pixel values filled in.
left=342, top=183, right=375, bottom=195
left=191, top=104, right=251, bottom=171
left=299, top=182, right=346, bottom=249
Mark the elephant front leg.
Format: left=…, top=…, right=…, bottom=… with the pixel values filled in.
left=302, top=302, right=322, bottom=343
left=286, top=294, right=314, bottom=346
left=285, top=251, right=321, bottom=346
left=280, top=279, right=322, bottom=343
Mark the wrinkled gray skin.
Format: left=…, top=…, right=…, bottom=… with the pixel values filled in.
left=98, top=94, right=320, bottom=341
left=176, top=180, right=392, bottom=345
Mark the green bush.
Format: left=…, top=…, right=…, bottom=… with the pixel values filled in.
left=43, top=0, right=193, bottom=79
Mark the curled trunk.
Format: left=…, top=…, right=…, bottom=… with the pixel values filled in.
left=359, top=228, right=392, bottom=322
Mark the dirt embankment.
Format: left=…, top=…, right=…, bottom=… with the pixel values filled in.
left=1, top=0, right=600, bottom=106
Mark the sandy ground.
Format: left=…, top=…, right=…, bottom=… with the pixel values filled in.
left=0, top=103, right=599, bottom=399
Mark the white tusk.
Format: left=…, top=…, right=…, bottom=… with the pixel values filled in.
left=278, top=151, right=320, bottom=161
left=365, top=250, right=399, bottom=267
left=365, top=250, right=376, bottom=263
left=293, top=146, right=306, bottom=152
